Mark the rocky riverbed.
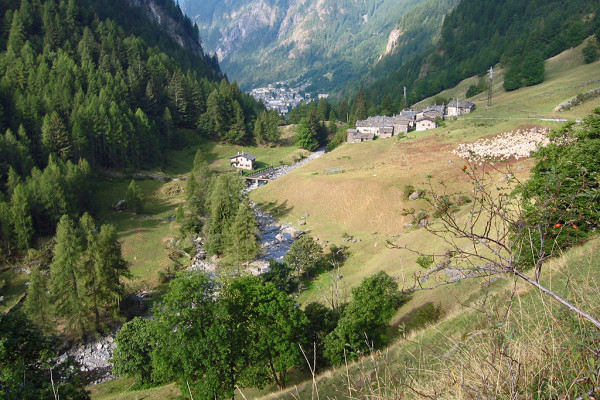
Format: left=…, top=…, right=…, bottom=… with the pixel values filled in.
left=57, top=334, right=117, bottom=385
left=76, top=147, right=325, bottom=385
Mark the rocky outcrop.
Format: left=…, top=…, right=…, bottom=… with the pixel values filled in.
left=384, top=28, right=404, bottom=56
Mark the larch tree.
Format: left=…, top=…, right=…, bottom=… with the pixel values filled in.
left=125, top=179, right=144, bottom=213
left=24, top=268, right=51, bottom=331
left=226, top=198, right=260, bottom=267
left=204, top=174, right=242, bottom=256
left=10, top=184, right=33, bottom=251
left=50, top=214, right=87, bottom=335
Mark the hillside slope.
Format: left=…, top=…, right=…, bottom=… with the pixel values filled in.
left=181, top=0, right=446, bottom=93
left=362, top=0, right=600, bottom=110
left=251, top=42, right=600, bottom=309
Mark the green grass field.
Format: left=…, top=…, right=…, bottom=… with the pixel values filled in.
left=90, top=131, right=302, bottom=290
left=157, top=130, right=307, bottom=176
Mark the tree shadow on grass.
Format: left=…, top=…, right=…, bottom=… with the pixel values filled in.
left=258, top=199, right=294, bottom=219
left=389, top=301, right=442, bottom=341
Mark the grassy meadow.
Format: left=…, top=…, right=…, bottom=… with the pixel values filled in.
left=79, top=42, right=600, bottom=398
left=89, top=132, right=303, bottom=291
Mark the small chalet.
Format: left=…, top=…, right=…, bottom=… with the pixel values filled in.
left=347, top=129, right=375, bottom=143
left=447, top=100, right=475, bottom=116
left=416, top=116, right=437, bottom=131
left=230, top=152, right=257, bottom=170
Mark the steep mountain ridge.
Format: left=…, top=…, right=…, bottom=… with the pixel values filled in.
left=181, top=0, right=432, bottom=92
left=125, top=0, right=206, bottom=59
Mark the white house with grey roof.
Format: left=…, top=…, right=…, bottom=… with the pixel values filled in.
left=230, top=152, right=257, bottom=170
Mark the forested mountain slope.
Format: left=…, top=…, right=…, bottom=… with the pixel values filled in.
left=0, top=0, right=263, bottom=254
left=361, top=0, right=600, bottom=111
left=181, top=0, right=449, bottom=94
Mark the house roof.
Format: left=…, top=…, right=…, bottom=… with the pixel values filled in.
left=424, top=104, right=445, bottom=113
left=448, top=100, right=475, bottom=109
left=416, top=116, right=436, bottom=123
left=356, top=115, right=412, bottom=128
left=347, top=129, right=374, bottom=139
left=231, top=152, right=257, bottom=161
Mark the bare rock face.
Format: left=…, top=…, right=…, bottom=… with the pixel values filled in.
left=384, top=28, right=404, bottom=56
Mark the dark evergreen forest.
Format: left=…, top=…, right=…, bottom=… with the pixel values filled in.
left=0, top=0, right=265, bottom=257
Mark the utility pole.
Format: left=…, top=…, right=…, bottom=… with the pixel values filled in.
left=488, top=66, right=494, bottom=107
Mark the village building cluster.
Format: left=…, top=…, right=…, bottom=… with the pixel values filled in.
left=249, top=81, right=315, bottom=115
left=347, top=100, right=475, bottom=143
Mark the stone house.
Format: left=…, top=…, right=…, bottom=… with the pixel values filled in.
left=416, top=116, right=437, bottom=131
left=230, top=152, right=257, bottom=170
left=347, top=129, right=375, bottom=143
left=447, top=100, right=475, bottom=116
left=350, top=115, right=411, bottom=143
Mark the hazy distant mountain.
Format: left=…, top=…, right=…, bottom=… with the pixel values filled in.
left=181, top=0, right=433, bottom=94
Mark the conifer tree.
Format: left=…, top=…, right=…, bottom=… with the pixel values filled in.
left=204, top=174, right=242, bottom=255
left=162, top=106, right=174, bottom=146
left=125, top=179, right=144, bottom=213
left=24, top=268, right=51, bottom=331
left=92, top=223, right=129, bottom=319
left=295, top=118, right=319, bottom=151
left=350, top=88, right=368, bottom=124
left=226, top=198, right=260, bottom=266
left=42, top=112, right=72, bottom=160
left=224, top=100, right=246, bottom=144
left=7, top=10, right=25, bottom=54
left=10, top=184, right=33, bottom=251
left=0, top=200, right=11, bottom=256
left=50, top=215, right=86, bottom=335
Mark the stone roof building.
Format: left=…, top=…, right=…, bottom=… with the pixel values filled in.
left=347, top=129, right=375, bottom=143
left=447, top=100, right=475, bottom=116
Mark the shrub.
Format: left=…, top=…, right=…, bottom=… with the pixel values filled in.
left=416, top=255, right=434, bottom=269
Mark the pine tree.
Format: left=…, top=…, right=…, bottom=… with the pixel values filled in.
left=162, top=107, right=174, bottom=146
left=204, top=174, right=242, bottom=256
left=224, top=100, right=246, bottom=144
left=295, top=118, right=319, bottom=151
left=350, top=88, right=368, bottom=124
left=92, top=223, right=129, bottom=319
left=7, top=10, right=25, bottom=54
left=50, top=215, right=87, bottom=335
left=226, top=198, right=260, bottom=267
left=42, top=112, right=72, bottom=160
left=125, top=180, right=144, bottom=213
left=24, top=268, right=51, bottom=331
left=0, top=201, right=12, bottom=256
left=10, top=184, right=33, bottom=251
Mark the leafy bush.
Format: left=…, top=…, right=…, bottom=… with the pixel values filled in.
left=416, top=255, right=434, bottom=269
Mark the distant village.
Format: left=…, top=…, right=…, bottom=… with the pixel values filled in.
left=249, top=80, right=329, bottom=115
left=347, top=100, right=475, bottom=143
